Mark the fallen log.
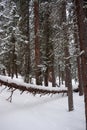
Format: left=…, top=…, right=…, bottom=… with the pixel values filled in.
left=0, top=78, right=68, bottom=95
left=0, top=75, right=78, bottom=102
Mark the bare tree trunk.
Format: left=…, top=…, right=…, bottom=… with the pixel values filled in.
left=75, top=0, right=87, bottom=129
left=34, top=0, right=42, bottom=85
left=19, top=0, right=31, bottom=83
left=44, top=68, right=49, bottom=86
left=73, top=5, right=83, bottom=95
left=8, top=52, right=11, bottom=77
left=24, top=0, right=30, bottom=83
left=77, top=57, right=83, bottom=95
left=64, top=44, right=74, bottom=111
left=44, top=3, right=50, bottom=87
left=61, top=71, right=64, bottom=85
left=43, top=2, right=56, bottom=87
left=51, top=66, right=56, bottom=87
left=10, top=33, right=17, bottom=79
left=58, top=64, right=61, bottom=86
left=51, top=47, right=56, bottom=87
left=62, top=1, right=74, bottom=111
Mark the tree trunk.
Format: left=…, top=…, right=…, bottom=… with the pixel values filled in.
left=51, top=66, right=56, bottom=87
left=34, top=0, right=42, bottom=85
left=77, top=57, right=83, bottom=95
left=75, top=0, right=87, bottom=128
left=62, top=1, right=74, bottom=111
left=43, top=2, right=56, bottom=87
left=44, top=67, right=49, bottom=86
left=10, top=33, right=17, bottom=79
left=58, top=64, right=61, bottom=86
left=64, top=44, right=74, bottom=111
left=19, top=0, right=31, bottom=83
left=44, top=3, right=50, bottom=87
left=61, top=71, right=64, bottom=85
left=73, top=9, right=83, bottom=95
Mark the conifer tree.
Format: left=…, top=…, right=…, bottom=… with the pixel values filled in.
left=34, top=0, right=42, bottom=85
left=61, top=0, right=74, bottom=111
left=0, top=0, right=19, bottom=77
left=75, top=0, right=87, bottom=128
left=19, top=0, right=31, bottom=83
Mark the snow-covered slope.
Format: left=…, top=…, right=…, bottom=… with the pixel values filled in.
left=0, top=86, right=85, bottom=130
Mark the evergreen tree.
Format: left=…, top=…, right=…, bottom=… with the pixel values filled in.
left=34, top=0, right=42, bottom=85
left=61, top=0, right=74, bottom=111
left=18, top=0, right=31, bottom=83
left=39, top=0, right=56, bottom=87
left=75, top=0, right=87, bottom=128
left=0, top=0, right=19, bottom=77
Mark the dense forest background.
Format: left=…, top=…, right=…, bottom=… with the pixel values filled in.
left=0, top=0, right=78, bottom=86
left=0, top=0, right=87, bottom=129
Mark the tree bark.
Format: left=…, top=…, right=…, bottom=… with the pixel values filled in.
left=19, top=0, right=31, bottom=83
left=34, top=0, right=42, bottom=85
left=58, top=64, right=61, bottom=86
left=62, top=1, right=74, bottom=111
left=75, top=0, right=87, bottom=128
left=73, top=9, right=83, bottom=95
left=43, top=2, right=56, bottom=87
left=0, top=75, right=68, bottom=96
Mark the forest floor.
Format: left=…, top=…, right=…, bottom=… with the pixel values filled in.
left=0, top=76, right=85, bottom=130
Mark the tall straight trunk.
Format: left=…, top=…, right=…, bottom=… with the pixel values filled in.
left=12, top=46, right=18, bottom=79
left=11, top=43, right=15, bottom=79
left=74, top=28, right=83, bottom=96
left=64, top=43, right=74, bottom=111
left=43, top=2, right=56, bottom=87
left=44, top=68, right=49, bottom=86
left=61, top=71, right=64, bottom=85
left=10, top=33, right=18, bottom=79
left=50, top=46, right=56, bottom=87
left=58, top=64, right=61, bottom=86
left=34, top=0, right=42, bottom=85
left=73, top=10, right=83, bottom=95
left=62, top=1, right=74, bottom=111
left=77, top=56, right=83, bottom=95
left=75, top=0, right=87, bottom=129
left=51, top=65, right=56, bottom=87
left=8, top=51, right=11, bottom=77
left=19, top=0, right=31, bottom=83
left=44, top=3, right=50, bottom=87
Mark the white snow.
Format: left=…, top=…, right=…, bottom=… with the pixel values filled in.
left=0, top=76, right=85, bottom=130
left=79, top=50, right=85, bottom=56
left=0, top=75, right=68, bottom=91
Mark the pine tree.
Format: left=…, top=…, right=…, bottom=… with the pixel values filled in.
left=75, top=0, right=87, bottom=128
left=19, top=0, right=31, bottom=83
left=39, top=0, right=56, bottom=87
left=61, top=1, right=74, bottom=111
left=72, top=1, right=83, bottom=95
left=34, top=0, right=42, bottom=85
left=0, top=0, right=19, bottom=77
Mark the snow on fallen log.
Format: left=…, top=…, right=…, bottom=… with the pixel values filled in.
left=0, top=75, right=67, bottom=94
left=0, top=75, right=78, bottom=102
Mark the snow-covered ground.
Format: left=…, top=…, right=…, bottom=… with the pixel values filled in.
left=0, top=75, right=78, bottom=92
left=0, top=84, right=85, bottom=130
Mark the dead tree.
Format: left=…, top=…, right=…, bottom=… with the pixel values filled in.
left=0, top=75, right=78, bottom=102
